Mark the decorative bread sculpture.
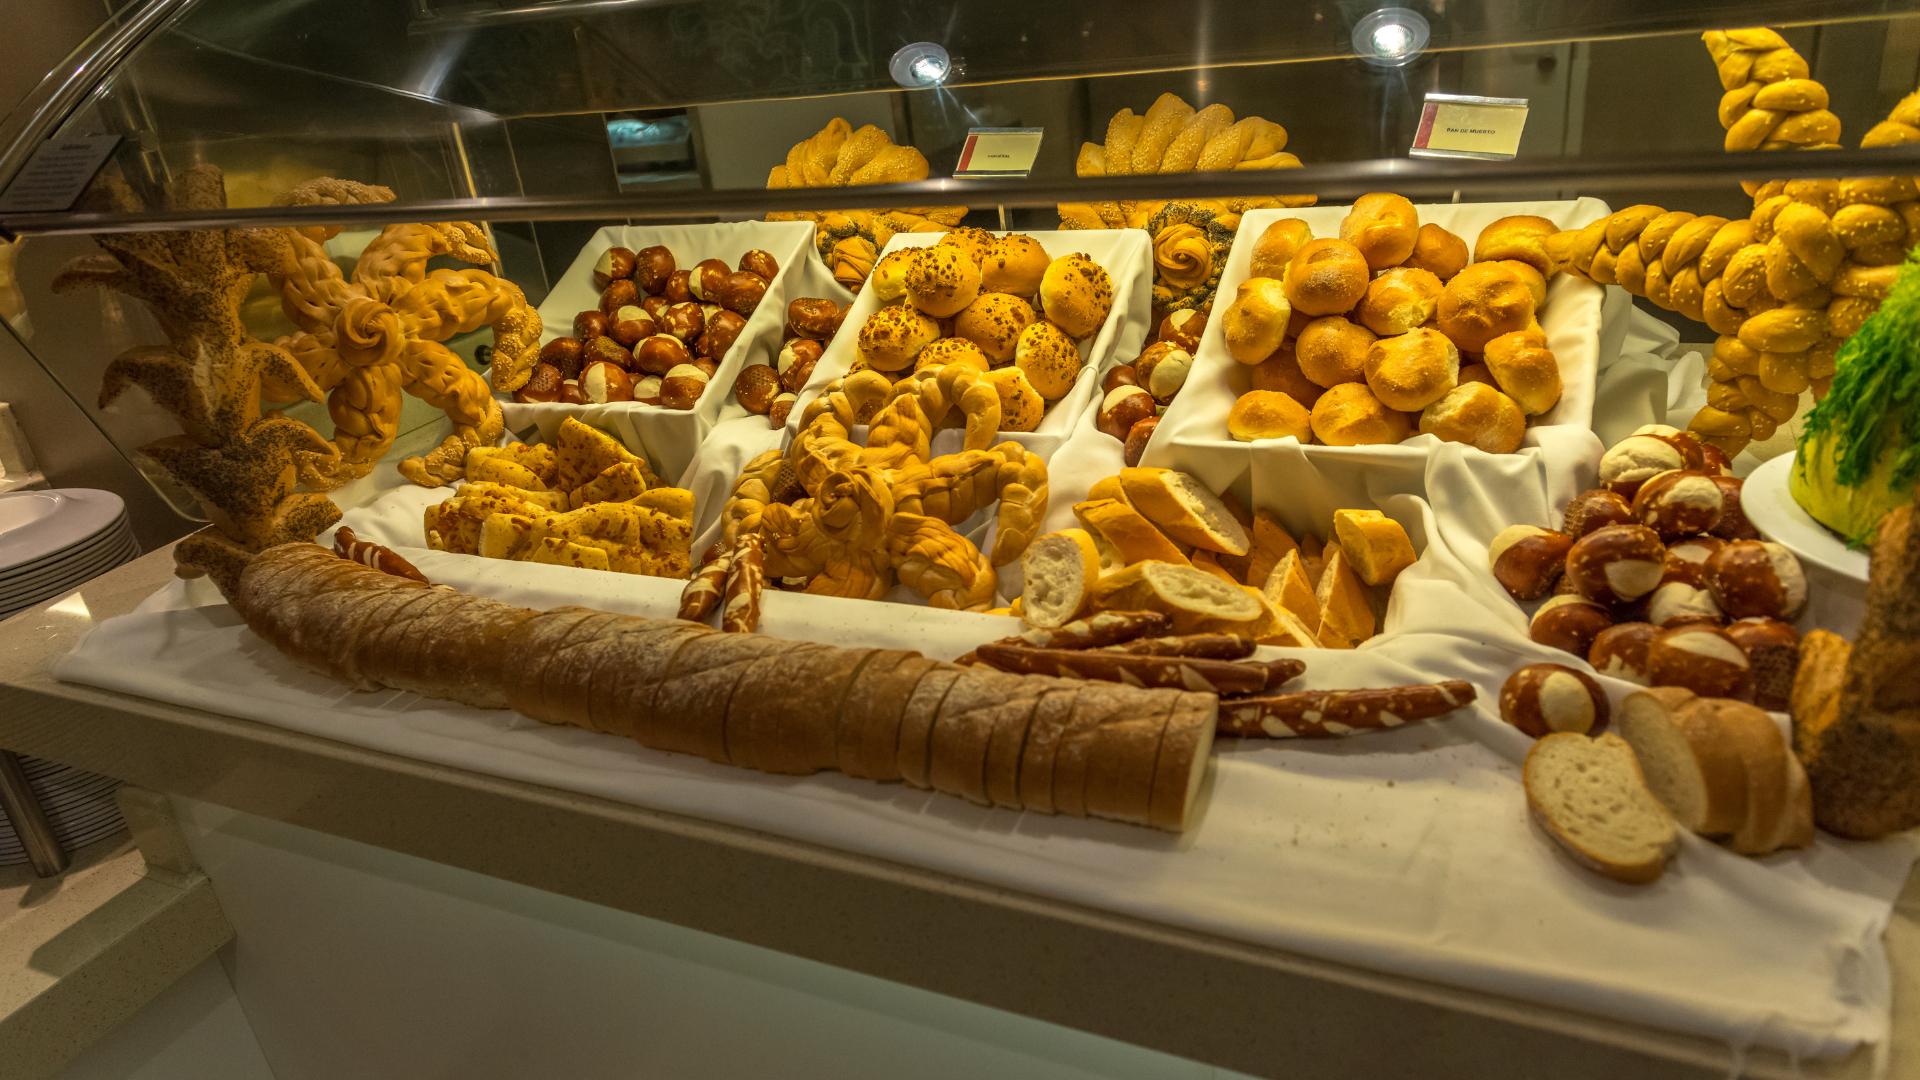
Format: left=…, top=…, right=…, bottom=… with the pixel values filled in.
left=267, top=183, right=542, bottom=486
left=1058, top=92, right=1316, bottom=315
left=224, top=542, right=1216, bottom=831
left=1548, top=27, right=1920, bottom=456
left=713, top=363, right=1047, bottom=612
left=765, top=118, right=967, bottom=290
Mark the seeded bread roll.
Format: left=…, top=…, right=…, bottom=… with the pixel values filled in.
left=980, top=233, right=1050, bottom=296
left=858, top=304, right=941, bottom=372
left=1364, top=326, right=1460, bottom=411
left=905, top=245, right=983, bottom=317
left=1284, top=238, right=1370, bottom=316
left=954, top=292, right=1037, bottom=363
left=1340, top=192, right=1420, bottom=270
left=1418, top=382, right=1527, bottom=454
left=1040, top=252, right=1115, bottom=338
left=983, top=366, right=1046, bottom=431
left=1013, top=321, right=1084, bottom=401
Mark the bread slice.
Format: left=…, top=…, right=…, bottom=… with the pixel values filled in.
left=1720, top=699, right=1792, bottom=856
left=655, top=633, right=786, bottom=763
left=737, top=645, right=875, bottom=774
left=1299, top=533, right=1328, bottom=586
left=897, top=666, right=965, bottom=788
left=1313, top=549, right=1376, bottom=648
left=835, top=650, right=933, bottom=780
left=929, top=670, right=1038, bottom=804
left=1073, top=498, right=1190, bottom=570
left=1772, top=751, right=1816, bottom=851
left=1260, top=549, right=1319, bottom=630
left=1190, top=550, right=1240, bottom=584
left=989, top=685, right=1076, bottom=808
left=1616, top=687, right=1747, bottom=835
left=1118, top=467, right=1252, bottom=555
left=1524, top=732, right=1679, bottom=885
left=1149, top=695, right=1218, bottom=831
left=1243, top=511, right=1301, bottom=590
left=1018, top=684, right=1088, bottom=813
left=592, top=623, right=708, bottom=738
left=1050, top=687, right=1148, bottom=818
left=1332, top=509, right=1418, bottom=586
left=1020, top=528, right=1101, bottom=628
left=1093, top=560, right=1262, bottom=632
left=1083, top=706, right=1179, bottom=826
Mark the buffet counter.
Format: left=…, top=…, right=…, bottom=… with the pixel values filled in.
left=0, top=543, right=1913, bottom=1080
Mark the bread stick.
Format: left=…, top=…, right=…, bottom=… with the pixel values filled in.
left=1101, top=633, right=1255, bottom=660
left=332, top=526, right=428, bottom=583
left=974, top=642, right=1296, bottom=696
left=678, top=543, right=732, bottom=622
left=721, top=534, right=764, bottom=633
left=1217, top=680, right=1476, bottom=737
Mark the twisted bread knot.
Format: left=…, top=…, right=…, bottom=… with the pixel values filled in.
left=887, top=512, right=996, bottom=610
left=814, top=467, right=894, bottom=550
left=764, top=119, right=965, bottom=288
left=334, top=296, right=405, bottom=367
left=1705, top=30, right=1842, bottom=155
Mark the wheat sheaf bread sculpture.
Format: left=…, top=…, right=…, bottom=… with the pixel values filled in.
left=1547, top=27, right=1920, bottom=457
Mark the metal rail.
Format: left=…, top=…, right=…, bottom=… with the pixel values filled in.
left=0, top=750, right=66, bottom=876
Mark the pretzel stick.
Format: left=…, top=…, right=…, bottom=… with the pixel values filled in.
left=1101, top=633, right=1255, bottom=660
left=721, top=534, right=765, bottom=633
left=678, top=543, right=733, bottom=622
left=956, top=610, right=1173, bottom=664
left=331, top=527, right=428, bottom=583
left=974, top=642, right=1301, bottom=696
left=1217, top=680, right=1477, bottom=738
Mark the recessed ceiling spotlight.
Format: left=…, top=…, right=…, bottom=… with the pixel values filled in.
left=1353, top=7, right=1430, bottom=67
left=891, top=42, right=954, bottom=88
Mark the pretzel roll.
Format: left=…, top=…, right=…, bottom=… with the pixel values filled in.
left=1223, top=277, right=1294, bottom=365
left=1310, top=382, right=1411, bottom=446
left=1436, top=262, right=1536, bottom=352
left=1249, top=218, right=1315, bottom=280
left=1295, top=316, right=1374, bottom=387
left=1418, top=382, right=1526, bottom=454
left=1482, top=329, right=1562, bottom=415
left=1355, top=267, right=1444, bottom=337
left=1284, top=239, right=1370, bottom=316
left=1405, top=223, right=1469, bottom=280
left=1339, top=192, right=1420, bottom=270
left=1040, top=253, right=1115, bottom=338
left=857, top=304, right=941, bottom=372
left=954, top=292, right=1037, bottom=363
left=905, top=246, right=983, bottom=318
left=1474, top=215, right=1558, bottom=275
left=1014, top=320, right=1085, bottom=401
left=980, top=234, right=1050, bottom=296
left=1364, top=326, right=1459, bottom=412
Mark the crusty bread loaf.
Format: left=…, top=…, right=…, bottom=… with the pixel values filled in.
left=229, top=544, right=1214, bottom=830
left=1525, top=732, right=1679, bottom=885
left=1073, top=498, right=1190, bottom=570
left=1119, top=467, right=1251, bottom=555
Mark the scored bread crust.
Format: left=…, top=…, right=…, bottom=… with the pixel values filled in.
left=1524, top=732, right=1678, bottom=885
left=834, top=650, right=929, bottom=780
left=720, top=640, right=831, bottom=769
left=1083, top=689, right=1185, bottom=826
left=738, top=646, right=877, bottom=775
left=991, top=685, right=1077, bottom=809
left=897, top=667, right=966, bottom=789
left=1150, top=696, right=1218, bottom=831
left=929, top=669, right=1039, bottom=804
left=658, top=633, right=786, bottom=764
left=590, top=623, right=705, bottom=738
left=1618, top=687, right=1749, bottom=836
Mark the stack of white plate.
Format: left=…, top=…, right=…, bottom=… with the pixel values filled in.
left=0, top=488, right=139, bottom=619
left=0, top=488, right=140, bottom=866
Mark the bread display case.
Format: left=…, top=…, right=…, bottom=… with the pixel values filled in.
left=3, top=2, right=1920, bottom=1077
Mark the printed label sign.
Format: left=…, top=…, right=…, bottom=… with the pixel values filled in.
left=1411, top=95, right=1528, bottom=160
left=955, top=128, right=1045, bottom=178
left=0, top=134, right=122, bottom=213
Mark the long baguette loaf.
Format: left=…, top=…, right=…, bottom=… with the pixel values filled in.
left=1217, top=681, right=1476, bottom=738
left=229, top=544, right=1216, bottom=830
left=974, top=642, right=1300, bottom=696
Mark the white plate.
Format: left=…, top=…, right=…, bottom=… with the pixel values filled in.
left=0, top=489, right=126, bottom=572
left=1742, top=453, right=1870, bottom=582
left=0, top=523, right=132, bottom=585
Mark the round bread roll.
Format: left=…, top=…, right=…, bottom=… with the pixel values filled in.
left=857, top=304, right=941, bottom=371
left=914, top=336, right=991, bottom=374
left=1418, top=382, right=1527, bottom=454
left=1473, top=214, right=1558, bottom=275
left=1404, top=223, right=1469, bottom=280
left=1364, top=326, right=1460, bottom=412
left=1228, top=390, right=1312, bottom=443
left=1340, top=192, right=1420, bottom=270
left=1250, top=342, right=1326, bottom=407
left=1482, top=329, right=1563, bottom=415
left=936, top=226, right=996, bottom=266
left=983, top=366, right=1045, bottom=432
left=1355, top=266, right=1444, bottom=337
left=1310, top=382, right=1412, bottom=446
left=953, top=292, right=1037, bottom=363
left=980, top=234, right=1049, bottom=296
left=1039, top=252, right=1115, bottom=338
left=1294, top=315, right=1374, bottom=388
left=1014, top=320, right=1085, bottom=401
left=868, top=249, right=916, bottom=302
left=1249, top=218, right=1314, bottom=280
left=1436, top=262, right=1537, bottom=352
left=905, top=246, right=983, bottom=317
left=1459, top=361, right=1495, bottom=387
left=1284, top=239, right=1371, bottom=316
left=1222, top=277, right=1293, bottom=365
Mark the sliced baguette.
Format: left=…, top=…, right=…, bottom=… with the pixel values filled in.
left=1093, top=560, right=1262, bottom=632
left=1332, top=508, right=1418, bottom=586
left=1260, top=549, right=1319, bottom=632
left=1616, top=687, right=1748, bottom=835
left=1149, top=695, right=1218, bottom=831
left=1118, top=467, right=1252, bottom=555
left=1714, top=698, right=1793, bottom=856
left=1190, top=550, right=1240, bottom=585
left=1244, top=511, right=1301, bottom=589
left=1524, top=732, right=1679, bottom=885
left=1073, top=498, right=1190, bottom=571
left=1021, top=529, right=1101, bottom=629
left=1313, top=548, right=1376, bottom=648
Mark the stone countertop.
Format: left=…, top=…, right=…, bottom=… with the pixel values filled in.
left=0, top=545, right=1912, bottom=1080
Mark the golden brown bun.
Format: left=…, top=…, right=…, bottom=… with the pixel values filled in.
left=1482, top=329, right=1562, bottom=415
left=1459, top=361, right=1495, bottom=387
left=1310, top=382, right=1412, bottom=446
left=1249, top=218, right=1314, bottom=280
left=1364, top=326, right=1459, bottom=412
left=1418, top=382, right=1527, bottom=453
left=1355, top=266, right=1444, bottom=337
left=1473, top=214, right=1558, bottom=275
left=954, top=292, right=1037, bottom=363
left=1014, top=320, right=1085, bottom=401
left=1436, top=262, right=1537, bottom=352
left=1404, top=223, right=1469, bottom=280
left=981, top=234, right=1050, bottom=296
left=868, top=249, right=916, bottom=301
left=1284, top=239, right=1370, bottom=316
left=1340, top=192, right=1420, bottom=270
left=1228, top=390, right=1312, bottom=442
left=1040, top=253, right=1115, bottom=338
left=936, top=226, right=996, bottom=265
left=1250, top=342, right=1326, bottom=407
left=914, top=336, right=992, bottom=373
left=1222, top=277, right=1293, bottom=365
left=1497, top=259, right=1548, bottom=308
left=905, top=246, right=983, bottom=317
left=1295, top=315, right=1374, bottom=388
left=858, top=304, right=942, bottom=371
left=983, top=366, right=1045, bottom=431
